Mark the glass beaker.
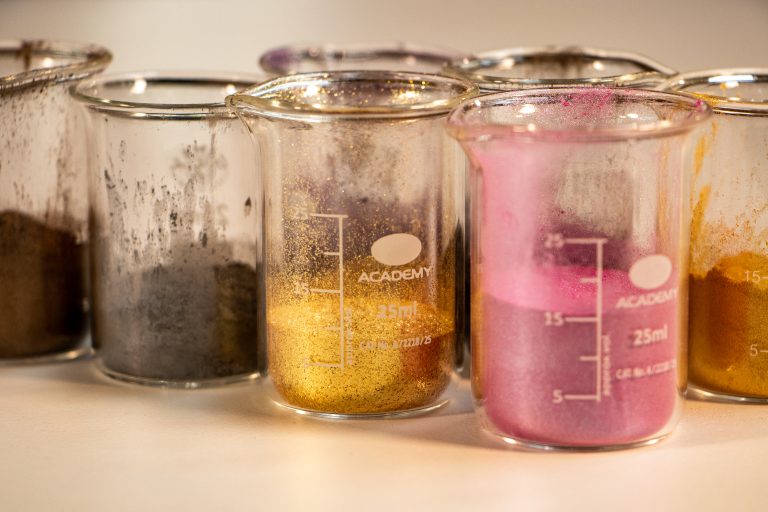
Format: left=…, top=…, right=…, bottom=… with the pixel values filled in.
left=0, top=39, right=111, bottom=362
left=448, top=87, right=710, bottom=449
left=229, top=71, right=476, bottom=417
left=259, top=42, right=461, bottom=76
left=72, top=72, right=265, bottom=387
left=665, top=69, right=768, bottom=402
left=446, top=46, right=674, bottom=370
left=445, top=46, right=675, bottom=92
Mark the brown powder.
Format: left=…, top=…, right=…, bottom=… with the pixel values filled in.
left=0, top=210, right=86, bottom=358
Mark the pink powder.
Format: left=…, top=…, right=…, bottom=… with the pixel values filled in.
left=480, top=265, right=679, bottom=447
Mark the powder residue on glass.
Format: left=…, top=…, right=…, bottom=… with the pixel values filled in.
left=91, top=134, right=261, bottom=383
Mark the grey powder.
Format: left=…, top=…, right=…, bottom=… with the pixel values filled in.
left=95, top=259, right=260, bottom=381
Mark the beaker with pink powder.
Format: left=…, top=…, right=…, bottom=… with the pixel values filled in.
left=448, top=88, right=710, bottom=450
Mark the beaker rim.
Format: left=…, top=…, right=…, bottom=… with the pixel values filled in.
left=443, top=46, right=676, bottom=91
left=70, top=71, right=265, bottom=119
left=227, top=70, right=479, bottom=120
left=663, top=68, right=768, bottom=116
left=0, top=39, right=112, bottom=92
left=447, top=87, right=711, bottom=142
left=258, top=41, right=463, bottom=76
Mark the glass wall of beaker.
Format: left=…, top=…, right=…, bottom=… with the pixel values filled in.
left=72, top=72, right=264, bottom=387
left=0, top=39, right=111, bottom=362
left=666, top=69, right=768, bottom=402
left=445, top=46, right=675, bottom=92
left=448, top=87, right=710, bottom=449
left=259, top=42, right=462, bottom=76
left=229, top=71, right=476, bottom=417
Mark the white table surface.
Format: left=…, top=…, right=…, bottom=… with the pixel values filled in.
left=2, top=358, right=767, bottom=511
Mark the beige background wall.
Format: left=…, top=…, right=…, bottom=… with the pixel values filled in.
left=1, top=0, right=767, bottom=74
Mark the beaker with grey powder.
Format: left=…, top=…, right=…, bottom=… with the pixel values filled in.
left=72, top=72, right=264, bottom=387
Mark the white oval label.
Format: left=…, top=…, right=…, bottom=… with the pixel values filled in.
left=371, top=233, right=422, bottom=266
left=629, top=255, right=672, bottom=290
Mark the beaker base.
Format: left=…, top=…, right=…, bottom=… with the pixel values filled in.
left=95, top=359, right=260, bottom=389
left=272, top=397, right=450, bottom=420
left=0, top=345, right=92, bottom=366
left=486, top=429, right=669, bottom=452
left=686, top=384, right=768, bottom=404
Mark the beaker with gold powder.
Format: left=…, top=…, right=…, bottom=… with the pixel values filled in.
left=229, top=71, right=476, bottom=417
left=666, top=70, right=768, bottom=401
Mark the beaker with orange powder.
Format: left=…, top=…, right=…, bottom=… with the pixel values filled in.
left=667, top=70, right=768, bottom=401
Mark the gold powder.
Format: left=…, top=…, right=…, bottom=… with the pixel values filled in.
left=689, top=252, right=768, bottom=397
left=267, top=278, right=455, bottom=414
left=267, top=273, right=455, bottom=414
left=265, top=185, right=459, bottom=415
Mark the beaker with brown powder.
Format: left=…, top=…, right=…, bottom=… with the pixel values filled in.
left=0, top=39, right=111, bottom=362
